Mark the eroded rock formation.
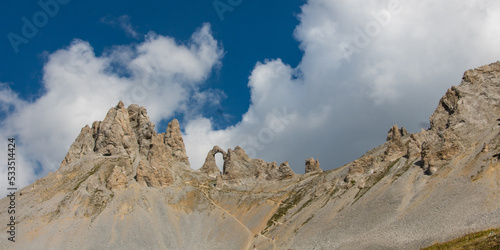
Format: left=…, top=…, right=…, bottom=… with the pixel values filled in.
left=61, top=101, right=189, bottom=187
left=208, top=146, right=297, bottom=181
left=384, top=124, right=407, bottom=161
left=200, top=146, right=225, bottom=176
left=305, top=157, right=322, bottom=173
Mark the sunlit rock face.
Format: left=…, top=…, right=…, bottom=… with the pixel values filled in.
left=1, top=62, right=500, bottom=250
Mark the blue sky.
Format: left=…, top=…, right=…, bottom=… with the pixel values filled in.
left=1, top=0, right=304, bottom=126
left=1, top=0, right=500, bottom=193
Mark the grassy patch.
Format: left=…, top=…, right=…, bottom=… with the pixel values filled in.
left=422, top=228, right=500, bottom=250
left=294, top=214, right=315, bottom=234
left=263, top=189, right=307, bottom=233
left=294, top=197, right=314, bottom=216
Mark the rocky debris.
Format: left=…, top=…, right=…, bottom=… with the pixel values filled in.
left=427, top=166, right=438, bottom=175
left=482, top=143, right=489, bottom=153
left=136, top=160, right=174, bottom=188
left=61, top=125, right=96, bottom=167
left=305, top=157, right=322, bottom=173
left=200, top=146, right=226, bottom=176
left=106, top=165, right=129, bottom=191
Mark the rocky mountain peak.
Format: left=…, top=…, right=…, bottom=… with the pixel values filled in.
left=421, top=61, right=500, bottom=173
left=61, top=101, right=190, bottom=188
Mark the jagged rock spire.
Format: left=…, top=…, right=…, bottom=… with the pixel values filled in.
left=305, top=157, right=322, bottom=173
left=384, top=124, right=407, bottom=161
left=165, top=118, right=189, bottom=164
left=61, top=101, right=190, bottom=187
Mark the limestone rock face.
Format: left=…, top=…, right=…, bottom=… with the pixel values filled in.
left=141, top=133, right=175, bottom=187
left=106, top=165, right=129, bottom=191
left=386, top=124, right=408, bottom=142
left=221, top=146, right=295, bottom=180
left=127, top=104, right=155, bottom=156
left=278, top=161, right=295, bottom=179
left=136, top=160, right=174, bottom=187
left=344, top=155, right=375, bottom=188
left=384, top=124, right=407, bottom=161
left=61, top=125, right=96, bottom=167
left=255, top=160, right=294, bottom=180
left=223, top=146, right=258, bottom=179
left=200, top=146, right=225, bottom=176
left=94, top=101, right=138, bottom=157
left=305, top=157, right=322, bottom=173
left=61, top=101, right=190, bottom=187
left=421, top=62, right=500, bottom=173
left=165, top=119, right=189, bottom=164
left=406, top=133, right=423, bottom=158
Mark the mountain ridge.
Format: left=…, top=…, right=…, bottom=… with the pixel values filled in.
left=1, top=61, right=499, bottom=249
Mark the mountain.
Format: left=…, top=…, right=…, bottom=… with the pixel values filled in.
left=1, top=61, right=499, bottom=249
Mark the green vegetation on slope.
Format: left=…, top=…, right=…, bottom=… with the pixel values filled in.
left=422, top=228, right=500, bottom=250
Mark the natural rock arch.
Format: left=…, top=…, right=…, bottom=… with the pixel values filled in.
left=200, top=146, right=227, bottom=176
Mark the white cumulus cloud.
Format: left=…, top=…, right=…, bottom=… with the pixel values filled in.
left=184, top=0, right=500, bottom=174
left=0, top=23, right=223, bottom=194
